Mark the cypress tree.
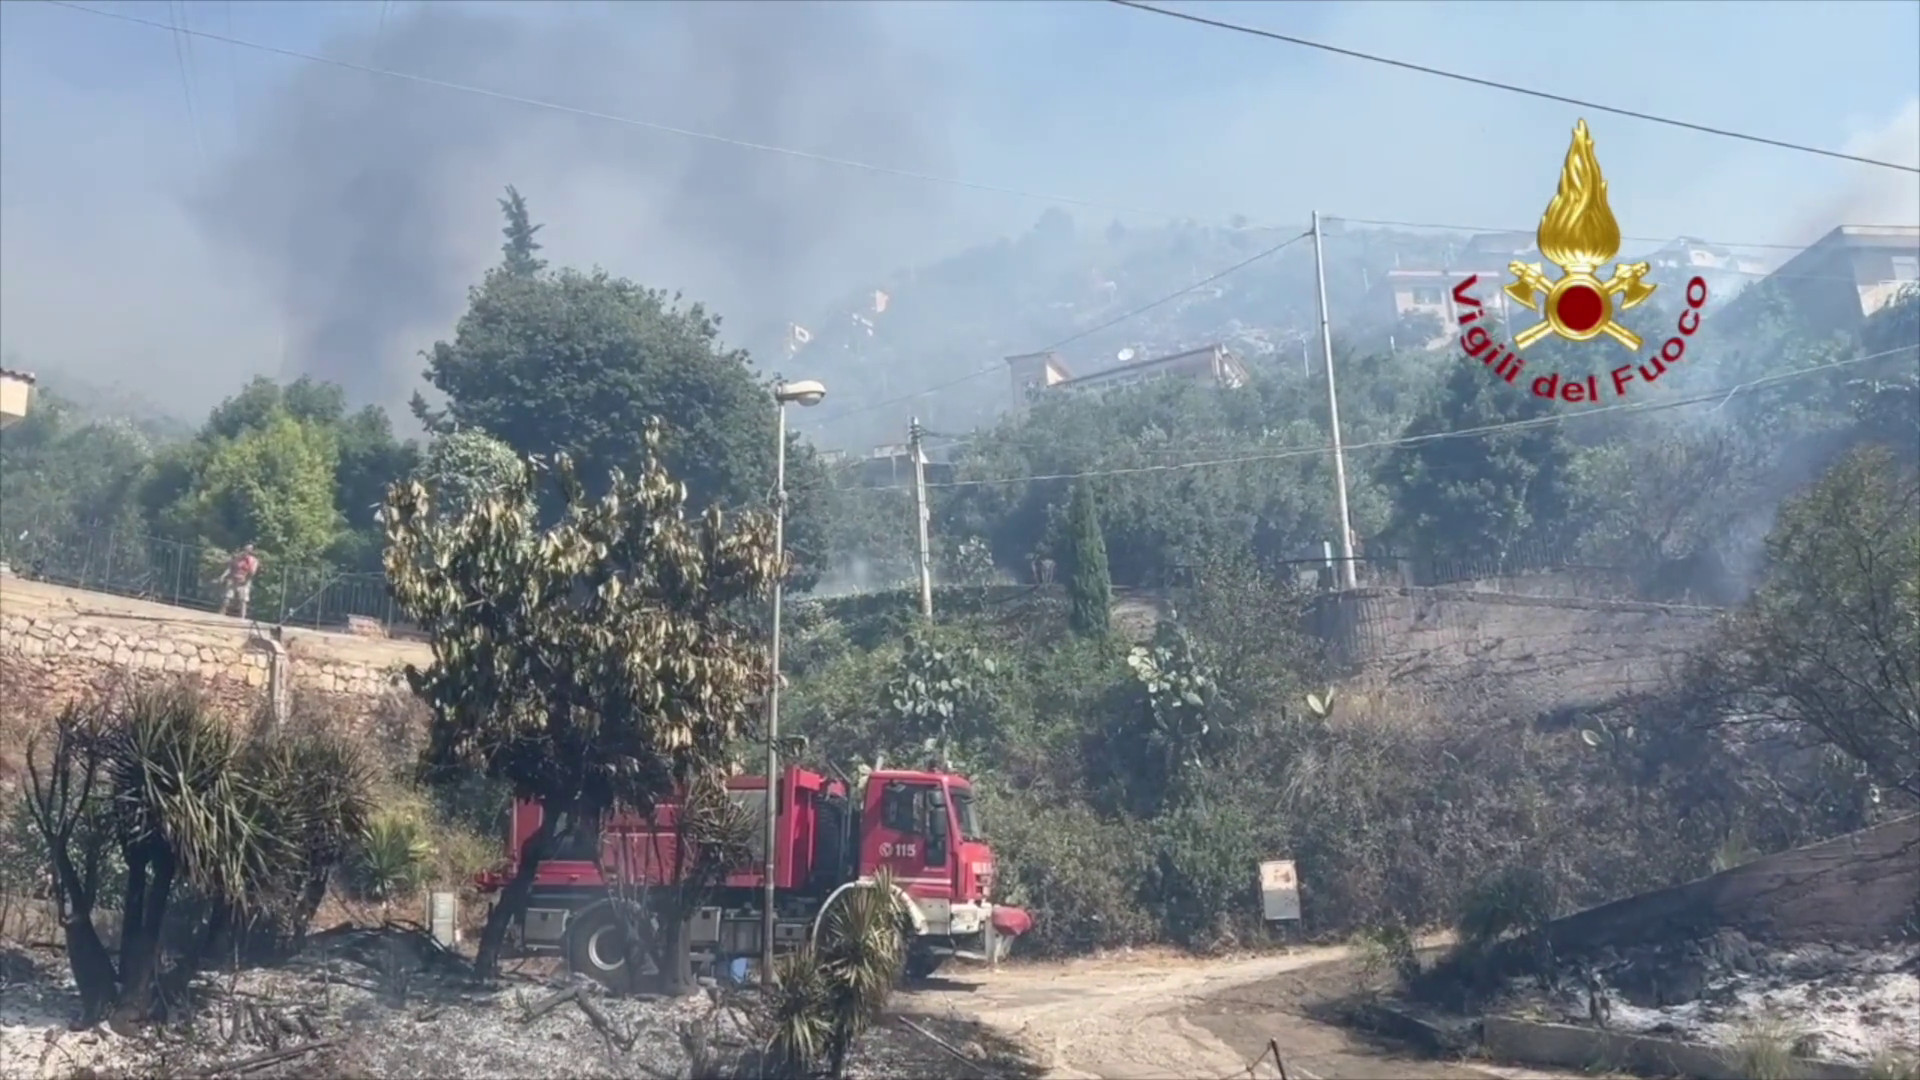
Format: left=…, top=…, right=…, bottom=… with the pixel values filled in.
left=498, top=185, right=547, bottom=278
left=1064, top=479, right=1111, bottom=636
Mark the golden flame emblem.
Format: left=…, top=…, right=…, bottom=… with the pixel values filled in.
left=1504, top=120, right=1657, bottom=351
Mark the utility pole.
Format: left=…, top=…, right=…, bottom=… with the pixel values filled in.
left=1312, top=211, right=1359, bottom=590
left=763, top=378, right=826, bottom=986
left=909, top=417, right=935, bottom=618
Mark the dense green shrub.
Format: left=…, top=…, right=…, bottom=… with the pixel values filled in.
left=978, top=787, right=1153, bottom=956
left=1141, top=801, right=1264, bottom=948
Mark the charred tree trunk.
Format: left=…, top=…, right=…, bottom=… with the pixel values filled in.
left=474, top=812, right=556, bottom=979
left=287, top=870, right=331, bottom=958
left=111, top=847, right=177, bottom=1033
left=23, top=722, right=119, bottom=1025
left=44, top=836, right=118, bottom=1024
left=827, top=1022, right=854, bottom=1080
left=189, top=899, right=234, bottom=975
left=656, top=899, right=696, bottom=998
left=117, top=846, right=149, bottom=981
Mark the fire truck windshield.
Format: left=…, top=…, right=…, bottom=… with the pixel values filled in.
left=951, top=786, right=983, bottom=841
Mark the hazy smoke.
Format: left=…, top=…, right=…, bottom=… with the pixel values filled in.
left=1786, top=98, right=1920, bottom=244
left=193, top=2, right=956, bottom=410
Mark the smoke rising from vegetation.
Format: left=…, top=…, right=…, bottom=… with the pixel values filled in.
left=1789, top=99, right=1920, bottom=243
left=192, top=2, right=957, bottom=410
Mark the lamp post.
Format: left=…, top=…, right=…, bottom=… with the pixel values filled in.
left=763, top=378, right=826, bottom=986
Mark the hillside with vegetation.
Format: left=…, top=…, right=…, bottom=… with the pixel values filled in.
left=784, top=211, right=1463, bottom=450
left=1, top=189, right=1915, bottom=1069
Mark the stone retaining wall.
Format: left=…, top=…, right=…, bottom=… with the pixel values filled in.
left=0, top=577, right=430, bottom=725
left=1312, top=584, right=1726, bottom=712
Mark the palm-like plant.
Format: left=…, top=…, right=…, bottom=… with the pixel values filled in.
left=351, top=810, right=436, bottom=904
left=232, top=716, right=375, bottom=953
left=764, top=871, right=907, bottom=1078
left=24, top=685, right=374, bottom=1028
left=104, top=684, right=265, bottom=1025
left=762, top=949, right=836, bottom=1075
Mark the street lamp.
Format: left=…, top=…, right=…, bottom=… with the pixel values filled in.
left=763, top=378, right=825, bottom=986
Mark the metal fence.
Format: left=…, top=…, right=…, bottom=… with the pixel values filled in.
left=0, top=517, right=397, bottom=630
left=1266, top=537, right=1638, bottom=596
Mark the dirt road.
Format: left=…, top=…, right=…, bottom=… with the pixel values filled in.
left=903, top=947, right=1574, bottom=1080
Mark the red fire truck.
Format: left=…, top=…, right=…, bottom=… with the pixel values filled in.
left=476, top=765, right=1033, bottom=987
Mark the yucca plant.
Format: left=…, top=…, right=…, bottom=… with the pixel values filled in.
left=25, top=685, right=377, bottom=1028
left=351, top=810, right=437, bottom=904
left=225, top=716, right=374, bottom=957
left=761, top=948, right=837, bottom=1075
left=102, top=683, right=271, bottom=1029
left=763, top=870, right=908, bottom=1078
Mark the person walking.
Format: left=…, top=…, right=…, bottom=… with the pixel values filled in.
left=220, top=543, right=261, bottom=620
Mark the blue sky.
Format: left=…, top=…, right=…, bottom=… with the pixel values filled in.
left=2, top=0, right=1916, bottom=418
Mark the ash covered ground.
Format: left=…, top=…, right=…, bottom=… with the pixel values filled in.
left=1492, top=931, right=1920, bottom=1066
left=0, top=926, right=1040, bottom=1080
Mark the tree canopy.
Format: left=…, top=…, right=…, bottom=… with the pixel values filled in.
left=382, top=420, right=782, bottom=977
left=412, top=428, right=528, bottom=523
left=1705, top=444, right=1920, bottom=800
left=1376, top=357, right=1574, bottom=563
left=412, top=189, right=830, bottom=583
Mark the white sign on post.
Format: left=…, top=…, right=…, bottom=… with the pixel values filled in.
left=1259, top=859, right=1301, bottom=922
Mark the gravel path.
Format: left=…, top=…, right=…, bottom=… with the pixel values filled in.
left=900, top=946, right=1581, bottom=1080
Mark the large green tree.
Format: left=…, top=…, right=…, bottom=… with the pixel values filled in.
left=156, top=409, right=343, bottom=570
left=497, top=184, right=547, bottom=279
left=412, top=188, right=829, bottom=583
left=0, top=391, right=152, bottom=539
left=1377, top=359, right=1575, bottom=564
left=382, top=420, right=781, bottom=985
left=942, top=362, right=1411, bottom=588
left=1704, top=445, right=1920, bottom=801
left=153, top=375, right=416, bottom=570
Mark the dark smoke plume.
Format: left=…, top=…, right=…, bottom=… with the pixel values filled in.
left=194, top=2, right=955, bottom=409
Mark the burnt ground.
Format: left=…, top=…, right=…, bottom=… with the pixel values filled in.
left=1394, top=929, right=1920, bottom=1068
left=0, top=926, right=1042, bottom=1080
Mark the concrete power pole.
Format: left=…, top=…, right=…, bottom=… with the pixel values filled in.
left=1312, top=211, right=1360, bottom=590
left=909, top=417, right=935, bottom=618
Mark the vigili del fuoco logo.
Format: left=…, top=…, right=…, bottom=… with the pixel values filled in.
left=1450, top=119, right=1710, bottom=404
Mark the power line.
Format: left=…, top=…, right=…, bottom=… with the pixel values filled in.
left=807, top=215, right=1892, bottom=439
left=1046, top=229, right=1314, bottom=354
left=1106, top=0, right=1920, bottom=176
left=807, top=229, right=1315, bottom=427
left=42, top=0, right=1202, bottom=224
left=164, top=0, right=205, bottom=164
left=43, top=0, right=1904, bottom=430
left=1327, top=215, right=1823, bottom=253
left=44, top=0, right=1902, bottom=289
left=869, top=346, right=1913, bottom=492
left=222, top=0, right=241, bottom=145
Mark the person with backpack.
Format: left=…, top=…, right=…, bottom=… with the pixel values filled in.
left=220, top=543, right=261, bottom=619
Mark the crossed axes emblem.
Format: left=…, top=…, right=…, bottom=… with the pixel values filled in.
left=1503, top=260, right=1657, bottom=352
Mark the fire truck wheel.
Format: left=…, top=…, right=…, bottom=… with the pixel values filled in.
left=902, top=948, right=945, bottom=984
left=567, top=905, right=642, bottom=992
